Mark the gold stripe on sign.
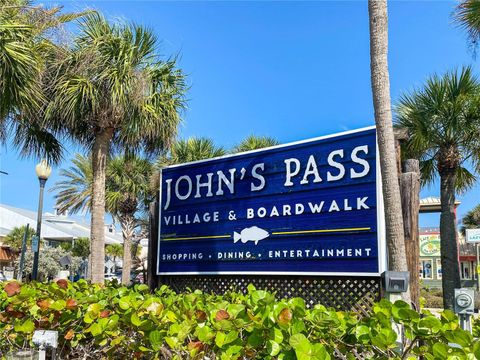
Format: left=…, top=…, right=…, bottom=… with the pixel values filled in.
left=271, top=227, right=371, bottom=235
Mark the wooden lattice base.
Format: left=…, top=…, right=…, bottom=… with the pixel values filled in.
left=159, top=275, right=381, bottom=315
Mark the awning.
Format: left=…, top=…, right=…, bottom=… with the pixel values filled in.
left=0, top=247, right=17, bottom=262
left=460, top=255, right=476, bottom=262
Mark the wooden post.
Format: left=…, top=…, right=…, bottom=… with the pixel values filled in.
left=400, top=159, right=421, bottom=309
left=394, top=128, right=408, bottom=176
left=147, top=200, right=159, bottom=291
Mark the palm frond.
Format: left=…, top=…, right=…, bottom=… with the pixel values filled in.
left=395, top=66, right=480, bottom=193
left=455, top=0, right=480, bottom=54
left=50, top=153, right=92, bottom=214
left=233, top=135, right=279, bottom=153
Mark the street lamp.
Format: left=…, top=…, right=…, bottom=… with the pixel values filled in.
left=32, top=160, right=51, bottom=281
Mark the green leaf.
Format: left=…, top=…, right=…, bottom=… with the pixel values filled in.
left=371, top=328, right=397, bottom=348
left=291, top=319, right=306, bottom=335
left=251, top=290, right=268, bottom=303
left=397, top=308, right=420, bottom=321
left=290, top=333, right=308, bottom=348
left=226, top=304, right=245, bottom=318
left=432, top=343, right=449, bottom=358
left=278, top=350, right=296, bottom=360
left=247, top=329, right=264, bottom=347
left=14, top=319, right=35, bottom=333
left=215, top=331, right=226, bottom=348
left=312, top=343, right=330, bottom=360
left=118, top=297, right=130, bottom=310
left=441, top=310, right=457, bottom=322
left=197, top=325, right=215, bottom=343
left=165, top=310, right=177, bottom=322
left=131, top=313, right=144, bottom=327
left=165, top=336, right=179, bottom=349
left=50, top=299, right=66, bottom=311
left=267, top=340, right=281, bottom=356
left=87, top=322, right=102, bottom=337
left=226, top=345, right=243, bottom=356
left=87, top=303, right=102, bottom=315
left=418, top=316, right=442, bottom=332
left=444, top=329, right=473, bottom=348
left=225, top=330, right=239, bottom=345
left=289, top=333, right=312, bottom=357
left=149, top=330, right=163, bottom=349
left=355, top=325, right=370, bottom=341
left=136, top=284, right=149, bottom=293
left=270, top=327, right=284, bottom=344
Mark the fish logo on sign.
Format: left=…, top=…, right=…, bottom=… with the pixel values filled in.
left=234, top=226, right=269, bottom=245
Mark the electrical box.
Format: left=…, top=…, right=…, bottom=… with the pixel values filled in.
left=33, top=330, right=58, bottom=348
left=454, top=288, right=475, bottom=315
left=381, top=271, right=410, bottom=293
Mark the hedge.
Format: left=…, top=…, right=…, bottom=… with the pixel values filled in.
left=1, top=280, right=480, bottom=359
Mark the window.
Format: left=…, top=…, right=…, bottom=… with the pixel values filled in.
left=420, top=259, right=433, bottom=279
left=461, top=261, right=473, bottom=280
left=436, top=259, right=442, bottom=280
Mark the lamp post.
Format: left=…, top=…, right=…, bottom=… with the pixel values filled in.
left=32, top=160, right=51, bottom=281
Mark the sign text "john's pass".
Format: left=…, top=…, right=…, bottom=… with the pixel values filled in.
left=158, top=127, right=384, bottom=276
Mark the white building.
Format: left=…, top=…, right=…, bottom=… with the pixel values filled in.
left=0, top=203, right=123, bottom=246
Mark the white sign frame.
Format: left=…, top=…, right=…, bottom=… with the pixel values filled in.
left=466, top=229, right=480, bottom=243
left=156, top=126, right=387, bottom=277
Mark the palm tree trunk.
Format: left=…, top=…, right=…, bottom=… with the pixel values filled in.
left=368, top=0, right=410, bottom=302
left=89, top=128, right=113, bottom=284
left=121, top=213, right=135, bottom=285
left=440, top=170, right=461, bottom=310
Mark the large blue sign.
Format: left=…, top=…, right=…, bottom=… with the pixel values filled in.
left=157, top=127, right=385, bottom=276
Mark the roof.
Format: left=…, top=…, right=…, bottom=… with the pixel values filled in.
left=0, top=204, right=122, bottom=245
left=0, top=246, right=17, bottom=262
left=420, top=196, right=461, bottom=213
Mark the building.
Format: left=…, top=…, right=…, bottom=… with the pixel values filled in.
left=418, top=197, right=477, bottom=288
left=419, top=227, right=442, bottom=287
left=0, top=204, right=123, bottom=275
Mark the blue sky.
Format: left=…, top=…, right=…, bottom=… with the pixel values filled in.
left=1, top=1, right=479, bottom=227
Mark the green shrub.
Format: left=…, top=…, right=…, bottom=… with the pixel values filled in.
left=1, top=280, right=479, bottom=359
left=420, top=288, right=444, bottom=309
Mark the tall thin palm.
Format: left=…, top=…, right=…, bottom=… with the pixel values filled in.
left=52, top=154, right=153, bottom=285
left=107, top=156, right=153, bottom=285
left=369, top=0, right=410, bottom=303
left=45, top=13, right=186, bottom=283
left=233, top=135, right=279, bottom=153
left=396, top=67, right=480, bottom=309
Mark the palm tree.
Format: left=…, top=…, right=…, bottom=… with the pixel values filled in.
left=462, top=204, right=480, bottom=235
left=0, top=1, right=87, bottom=163
left=60, top=237, right=90, bottom=259
left=106, top=156, right=153, bottom=285
left=455, top=0, right=480, bottom=52
left=52, top=153, right=153, bottom=285
left=158, top=137, right=226, bottom=167
left=368, top=0, right=410, bottom=302
left=105, top=244, right=123, bottom=273
left=4, top=226, right=35, bottom=250
left=233, top=135, right=279, bottom=153
left=396, top=67, right=480, bottom=309
left=152, top=137, right=226, bottom=192
left=53, top=153, right=93, bottom=215
left=45, top=13, right=186, bottom=283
